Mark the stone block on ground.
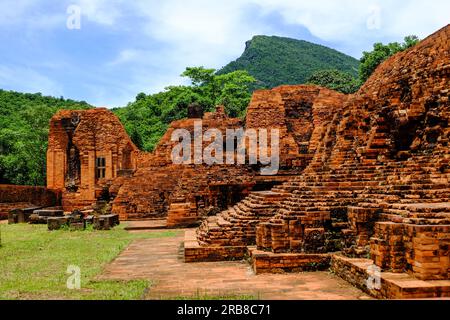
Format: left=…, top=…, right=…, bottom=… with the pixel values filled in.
left=93, top=214, right=120, bottom=230
left=8, top=206, right=42, bottom=224
left=34, top=209, right=64, bottom=217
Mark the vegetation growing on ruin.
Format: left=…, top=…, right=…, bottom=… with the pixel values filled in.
left=306, top=36, right=420, bottom=94
left=0, top=223, right=179, bottom=299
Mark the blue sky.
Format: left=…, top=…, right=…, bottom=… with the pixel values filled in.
left=0, top=0, right=448, bottom=108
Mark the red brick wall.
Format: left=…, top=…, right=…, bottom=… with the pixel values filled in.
left=0, top=184, right=61, bottom=206
left=0, top=184, right=61, bottom=218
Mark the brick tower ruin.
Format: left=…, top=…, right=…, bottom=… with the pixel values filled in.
left=186, top=25, right=450, bottom=298
left=47, top=93, right=331, bottom=226
left=45, top=24, right=449, bottom=299
left=47, top=108, right=139, bottom=211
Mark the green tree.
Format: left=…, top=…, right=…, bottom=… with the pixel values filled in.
left=359, top=35, right=420, bottom=83
left=0, top=89, right=92, bottom=186
left=114, top=67, right=256, bottom=152
left=135, top=92, right=146, bottom=101
left=129, top=126, right=143, bottom=150
left=181, top=67, right=256, bottom=117
left=182, top=67, right=216, bottom=87
left=403, top=35, right=420, bottom=49
left=306, top=69, right=361, bottom=94
left=215, top=70, right=256, bottom=117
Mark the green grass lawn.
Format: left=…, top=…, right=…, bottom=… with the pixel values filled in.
left=0, top=223, right=179, bottom=300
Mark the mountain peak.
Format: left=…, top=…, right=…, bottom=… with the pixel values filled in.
left=219, top=35, right=359, bottom=89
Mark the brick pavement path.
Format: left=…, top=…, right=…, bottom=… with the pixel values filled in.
left=124, top=219, right=167, bottom=230
left=98, top=229, right=371, bottom=300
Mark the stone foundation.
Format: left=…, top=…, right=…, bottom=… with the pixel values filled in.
left=167, top=202, right=201, bottom=228
left=331, top=254, right=450, bottom=299
left=371, top=220, right=450, bottom=280
left=249, top=247, right=331, bottom=274
left=184, top=230, right=247, bottom=262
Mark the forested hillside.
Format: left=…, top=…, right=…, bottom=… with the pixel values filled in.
left=0, top=90, right=92, bottom=185
left=218, top=35, right=360, bottom=89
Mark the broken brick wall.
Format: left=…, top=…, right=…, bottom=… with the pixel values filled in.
left=0, top=184, right=61, bottom=219
left=47, top=108, right=139, bottom=212
left=112, top=107, right=255, bottom=221
left=195, top=25, right=449, bottom=283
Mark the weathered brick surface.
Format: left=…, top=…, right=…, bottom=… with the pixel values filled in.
left=331, top=254, right=450, bottom=299
left=47, top=108, right=139, bottom=212
left=371, top=220, right=450, bottom=280
left=193, top=25, right=450, bottom=283
left=48, top=101, right=319, bottom=225
left=249, top=247, right=331, bottom=274
left=0, top=184, right=61, bottom=219
left=112, top=107, right=258, bottom=221
left=197, top=87, right=345, bottom=246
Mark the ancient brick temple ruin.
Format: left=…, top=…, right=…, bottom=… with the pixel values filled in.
left=187, top=25, right=450, bottom=298
left=42, top=25, right=449, bottom=299
left=46, top=93, right=327, bottom=227
left=46, top=78, right=348, bottom=226
left=46, top=109, right=139, bottom=212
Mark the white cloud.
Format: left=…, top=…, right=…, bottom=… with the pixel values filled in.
left=109, top=0, right=450, bottom=80
left=254, top=0, right=370, bottom=41
left=0, top=0, right=65, bottom=29
left=0, top=65, right=63, bottom=96
left=132, top=0, right=270, bottom=67
left=253, top=0, right=450, bottom=41
left=1, top=0, right=449, bottom=107
left=107, top=49, right=141, bottom=66
left=102, top=48, right=189, bottom=106
left=75, top=0, right=123, bottom=26
left=100, top=0, right=271, bottom=104
left=380, top=0, right=450, bottom=39
left=97, top=0, right=450, bottom=105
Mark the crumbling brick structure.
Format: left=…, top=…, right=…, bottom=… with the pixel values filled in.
left=45, top=25, right=449, bottom=295
left=0, top=185, right=61, bottom=219
left=47, top=98, right=321, bottom=226
left=111, top=106, right=256, bottom=223
left=47, top=108, right=139, bottom=211
left=192, top=25, right=450, bottom=289
left=196, top=86, right=346, bottom=246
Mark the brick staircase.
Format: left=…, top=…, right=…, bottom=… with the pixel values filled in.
left=197, top=190, right=289, bottom=246
left=185, top=25, right=450, bottom=298
left=195, top=89, right=346, bottom=248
